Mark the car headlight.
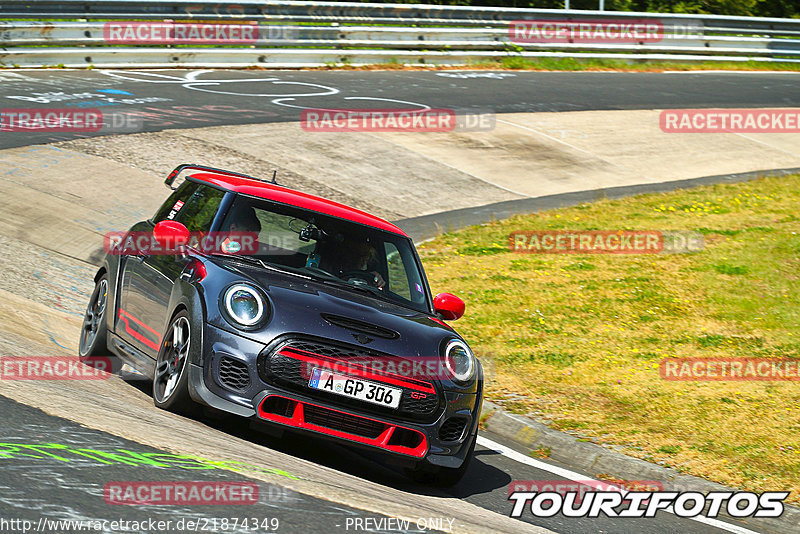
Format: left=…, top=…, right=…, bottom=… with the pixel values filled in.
left=444, top=339, right=475, bottom=384
left=222, top=284, right=266, bottom=328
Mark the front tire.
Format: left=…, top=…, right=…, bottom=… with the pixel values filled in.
left=153, top=311, right=195, bottom=414
left=79, top=275, right=109, bottom=358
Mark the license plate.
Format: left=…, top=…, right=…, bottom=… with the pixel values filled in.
left=308, top=368, right=401, bottom=409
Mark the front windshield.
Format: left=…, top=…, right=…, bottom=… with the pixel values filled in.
left=217, top=195, right=430, bottom=313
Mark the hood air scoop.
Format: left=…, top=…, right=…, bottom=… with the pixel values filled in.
left=321, top=313, right=400, bottom=340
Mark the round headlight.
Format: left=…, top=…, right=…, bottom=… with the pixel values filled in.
left=223, top=284, right=265, bottom=327
left=444, top=339, right=475, bottom=383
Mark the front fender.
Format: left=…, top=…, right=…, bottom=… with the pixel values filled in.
left=94, top=252, right=119, bottom=339
left=166, top=277, right=207, bottom=367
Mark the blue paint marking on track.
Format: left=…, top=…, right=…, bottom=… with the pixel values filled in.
left=96, top=88, right=134, bottom=95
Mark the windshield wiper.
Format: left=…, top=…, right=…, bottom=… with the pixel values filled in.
left=303, top=266, right=340, bottom=281
left=208, top=253, right=310, bottom=279
left=210, top=254, right=388, bottom=301
left=315, top=276, right=386, bottom=299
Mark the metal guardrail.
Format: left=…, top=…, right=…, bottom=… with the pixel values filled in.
left=1, top=0, right=799, bottom=68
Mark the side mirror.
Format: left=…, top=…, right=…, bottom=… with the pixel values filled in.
left=153, top=220, right=190, bottom=251
left=433, top=293, right=465, bottom=321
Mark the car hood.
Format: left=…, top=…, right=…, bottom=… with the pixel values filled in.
left=204, top=260, right=461, bottom=359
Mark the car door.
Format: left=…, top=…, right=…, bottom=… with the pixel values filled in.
left=117, top=181, right=224, bottom=357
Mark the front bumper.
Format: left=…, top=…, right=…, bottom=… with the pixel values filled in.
left=191, top=324, right=481, bottom=465
left=256, top=391, right=428, bottom=458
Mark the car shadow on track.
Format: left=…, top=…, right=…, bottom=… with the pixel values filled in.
left=445, top=448, right=511, bottom=499
left=210, top=410, right=512, bottom=499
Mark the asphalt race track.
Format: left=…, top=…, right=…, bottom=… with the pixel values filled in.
left=0, top=69, right=799, bottom=149
left=0, top=395, right=426, bottom=534
left=0, top=69, right=798, bottom=534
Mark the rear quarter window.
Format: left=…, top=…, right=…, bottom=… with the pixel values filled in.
left=152, top=181, right=199, bottom=223
left=177, top=184, right=225, bottom=234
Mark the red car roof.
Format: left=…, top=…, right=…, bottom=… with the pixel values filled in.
left=189, top=172, right=407, bottom=237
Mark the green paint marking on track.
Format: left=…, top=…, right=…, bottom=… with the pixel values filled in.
left=0, top=441, right=300, bottom=480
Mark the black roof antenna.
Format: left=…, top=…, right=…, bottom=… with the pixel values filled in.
left=270, top=170, right=278, bottom=185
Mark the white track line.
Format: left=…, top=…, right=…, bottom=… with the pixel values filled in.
left=476, top=435, right=763, bottom=534
left=494, top=118, right=629, bottom=173
left=734, top=132, right=800, bottom=158
left=662, top=70, right=800, bottom=75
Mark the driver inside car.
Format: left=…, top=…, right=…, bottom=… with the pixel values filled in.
left=321, top=237, right=386, bottom=290
left=344, top=240, right=386, bottom=290
left=220, top=205, right=265, bottom=254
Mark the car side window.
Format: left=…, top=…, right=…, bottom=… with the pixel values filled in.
left=175, top=184, right=225, bottom=234
left=385, top=241, right=427, bottom=305
left=152, top=181, right=199, bottom=224
left=385, top=242, right=411, bottom=300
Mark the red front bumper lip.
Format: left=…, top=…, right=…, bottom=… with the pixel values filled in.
left=257, top=394, right=428, bottom=458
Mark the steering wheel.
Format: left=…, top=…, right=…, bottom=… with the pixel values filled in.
left=341, top=270, right=382, bottom=288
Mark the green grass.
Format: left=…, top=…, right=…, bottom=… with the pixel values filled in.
left=311, top=56, right=800, bottom=72
left=421, top=174, right=800, bottom=501
left=472, top=56, right=800, bottom=72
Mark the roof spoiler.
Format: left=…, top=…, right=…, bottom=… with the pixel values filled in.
left=164, top=163, right=279, bottom=190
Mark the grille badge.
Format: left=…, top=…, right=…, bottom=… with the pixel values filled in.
left=352, top=333, right=374, bottom=344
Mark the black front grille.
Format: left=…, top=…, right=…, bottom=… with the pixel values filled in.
left=439, top=417, right=468, bottom=442
left=279, top=339, right=377, bottom=361
left=258, top=337, right=442, bottom=422
left=303, top=403, right=385, bottom=439
left=218, top=356, right=251, bottom=391
left=268, top=352, right=305, bottom=383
